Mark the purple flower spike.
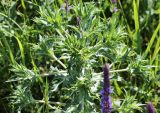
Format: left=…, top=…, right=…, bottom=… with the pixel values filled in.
left=147, top=102, right=155, bottom=113
left=100, top=64, right=112, bottom=113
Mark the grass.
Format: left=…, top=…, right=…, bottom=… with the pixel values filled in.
left=0, top=0, right=159, bottom=113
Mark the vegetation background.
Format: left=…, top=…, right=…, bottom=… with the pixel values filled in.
left=0, top=0, right=159, bottom=112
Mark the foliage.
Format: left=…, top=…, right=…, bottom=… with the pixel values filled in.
left=0, top=0, right=159, bottom=113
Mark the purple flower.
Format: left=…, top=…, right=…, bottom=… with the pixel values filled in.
left=147, top=102, right=155, bottom=113
left=112, top=0, right=117, bottom=4
left=61, top=0, right=73, bottom=12
left=100, top=64, right=112, bottom=113
left=113, top=7, right=118, bottom=13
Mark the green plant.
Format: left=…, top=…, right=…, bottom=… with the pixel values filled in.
left=0, top=0, right=159, bottom=112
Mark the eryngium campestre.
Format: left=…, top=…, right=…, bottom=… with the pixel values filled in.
left=147, top=102, right=155, bottom=113
left=100, top=64, right=112, bottom=113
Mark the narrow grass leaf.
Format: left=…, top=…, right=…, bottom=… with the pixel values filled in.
left=15, top=33, right=25, bottom=65
left=133, top=0, right=142, bottom=53
left=2, top=38, right=15, bottom=64
left=21, top=0, right=26, bottom=9
left=151, top=37, right=160, bottom=64
left=143, top=23, right=160, bottom=58
left=133, top=0, right=139, bottom=31
left=114, top=80, right=122, bottom=96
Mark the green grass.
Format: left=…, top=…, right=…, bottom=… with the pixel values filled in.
left=0, top=0, right=159, bottom=113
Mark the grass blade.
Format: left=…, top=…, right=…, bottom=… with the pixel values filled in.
left=151, top=37, right=160, bottom=64
left=143, top=23, right=160, bottom=58
left=21, top=0, right=26, bottom=9
left=2, top=38, right=15, bottom=64
left=133, top=0, right=142, bottom=53
left=15, top=33, right=25, bottom=65
left=133, top=0, right=139, bottom=31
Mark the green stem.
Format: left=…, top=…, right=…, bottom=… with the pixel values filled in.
left=48, top=51, right=67, bottom=69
